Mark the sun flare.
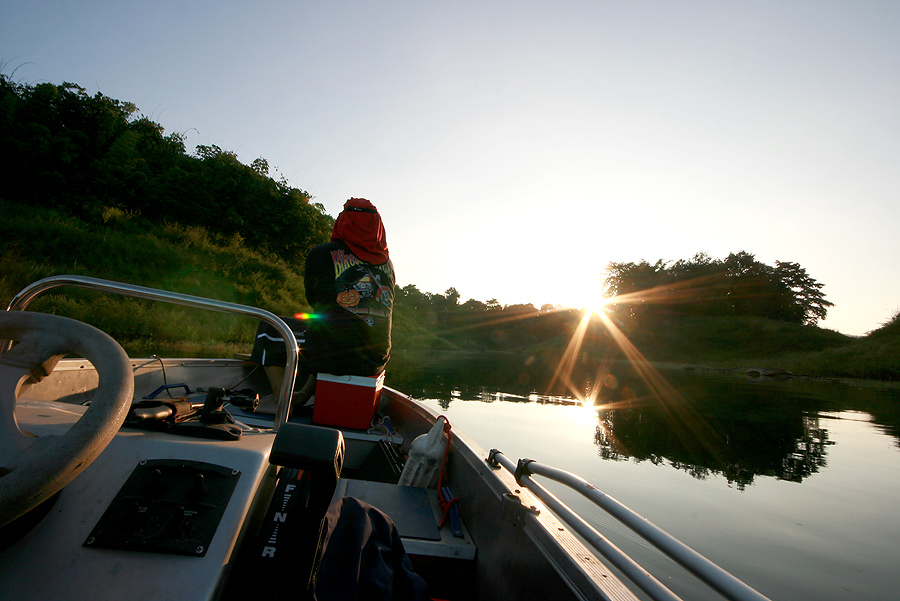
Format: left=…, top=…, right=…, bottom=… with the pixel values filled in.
left=580, top=295, right=615, bottom=318
left=563, top=277, right=615, bottom=319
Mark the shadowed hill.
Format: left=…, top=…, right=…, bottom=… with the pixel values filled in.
left=1, top=74, right=896, bottom=381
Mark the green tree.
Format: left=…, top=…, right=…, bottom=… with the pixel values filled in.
left=0, top=75, right=333, bottom=267
left=604, top=252, right=832, bottom=326
left=603, top=259, right=670, bottom=322
left=774, top=261, right=833, bottom=325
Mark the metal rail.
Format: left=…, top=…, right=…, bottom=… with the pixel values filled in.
left=488, top=450, right=772, bottom=601
left=3, top=275, right=298, bottom=430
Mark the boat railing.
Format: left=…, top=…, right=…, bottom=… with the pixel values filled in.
left=3, top=275, right=298, bottom=430
left=487, top=449, right=772, bottom=601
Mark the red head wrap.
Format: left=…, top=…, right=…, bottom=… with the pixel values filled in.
left=331, top=198, right=390, bottom=264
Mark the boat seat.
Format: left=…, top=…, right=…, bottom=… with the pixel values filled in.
left=331, top=479, right=476, bottom=599
left=332, top=479, right=475, bottom=560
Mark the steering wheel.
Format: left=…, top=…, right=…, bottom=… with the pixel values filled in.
left=0, top=311, right=134, bottom=528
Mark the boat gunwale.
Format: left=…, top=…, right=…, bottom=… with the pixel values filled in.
left=380, top=386, right=641, bottom=601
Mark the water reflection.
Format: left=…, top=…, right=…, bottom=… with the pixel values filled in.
left=592, top=372, right=834, bottom=489
left=387, top=353, right=900, bottom=490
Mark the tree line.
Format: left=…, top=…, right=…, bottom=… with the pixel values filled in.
left=393, top=284, right=584, bottom=352
left=604, top=251, right=833, bottom=326
left=392, top=248, right=836, bottom=354
left=0, top=75, right=332, bottom=265
left=1, top=74, right=838, bottom=354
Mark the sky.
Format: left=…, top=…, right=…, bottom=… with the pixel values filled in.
left=2, top=1, right=898, bottom=336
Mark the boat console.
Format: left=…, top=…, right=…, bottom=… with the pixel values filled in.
left=1, top=276, right=775, bottom=601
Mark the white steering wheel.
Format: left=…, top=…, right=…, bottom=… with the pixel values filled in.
left=0, top=311, right=133, bottom=528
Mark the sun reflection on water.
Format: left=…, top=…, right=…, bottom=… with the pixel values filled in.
left=547, top=296, right=731, bottom=467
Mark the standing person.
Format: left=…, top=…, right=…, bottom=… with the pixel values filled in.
left=251, top=198, right=395, bottom=408
left=305, top=197, right=395, bottom=377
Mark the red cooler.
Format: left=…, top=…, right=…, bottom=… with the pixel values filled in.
left=312, top=371, right=385, bottom=429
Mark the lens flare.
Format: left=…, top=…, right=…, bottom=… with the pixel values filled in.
left=548, top=285, right=729, bottom=467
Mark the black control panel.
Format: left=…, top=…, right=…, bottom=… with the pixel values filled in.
left=84, top=459, right=240, bottom=556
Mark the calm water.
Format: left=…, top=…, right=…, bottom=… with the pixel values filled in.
left=392, top=367, right=900, bottom=601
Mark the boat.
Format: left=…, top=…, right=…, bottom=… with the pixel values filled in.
left=1, top=275, right=772, bottom=601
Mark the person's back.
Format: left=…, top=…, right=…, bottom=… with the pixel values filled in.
left=304, top=235, right=394, bottom=376
left=250, top=198, right=394, bottom=406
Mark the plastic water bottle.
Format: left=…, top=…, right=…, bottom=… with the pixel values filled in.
left=398, top=417, right=447, bottom=488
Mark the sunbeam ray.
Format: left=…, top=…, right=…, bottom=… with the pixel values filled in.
left=547, top=297, right=733, bottom=467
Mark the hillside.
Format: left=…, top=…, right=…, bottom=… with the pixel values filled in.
left=0, top=200, right=307, bottom=356
left=623, top=314, right=899, bottom=381
left=3, top=198, right=899, bottom=381
left=1, top=75, right=897, bottom=382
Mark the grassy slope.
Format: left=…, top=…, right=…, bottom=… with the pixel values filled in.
left=2, top=199, right=897, bottom=380
left=0, top=200, right=451, bottom=358
left=615, top=314, right=899, bottom=380
left=1, top=200, right=307, bottom=357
